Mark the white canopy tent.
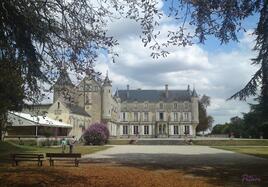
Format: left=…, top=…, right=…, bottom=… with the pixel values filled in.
left=7, top=112, right=72, bottom=137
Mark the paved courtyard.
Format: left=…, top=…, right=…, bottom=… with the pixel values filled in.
left=83, top=145, right=268, bottom=168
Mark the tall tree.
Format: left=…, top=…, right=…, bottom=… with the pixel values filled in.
left=197, top=95, right=214, bottom=133
left=0, top=0, right=162, bottom=140
left=0, top=60, right=24, bottom=140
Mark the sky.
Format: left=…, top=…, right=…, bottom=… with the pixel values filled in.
left=91, top=1, right=259, bottom=125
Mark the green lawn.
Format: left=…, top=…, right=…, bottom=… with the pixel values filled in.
left=212, top=146, right=268, bottom=159
left=194, top=139, right=268, bottom=146
left=0, top=141, right=112, bottom=161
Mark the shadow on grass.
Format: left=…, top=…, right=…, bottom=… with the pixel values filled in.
left=82, top=153, right=268, bottom=187
left=0, top=165, right=89, bottom=187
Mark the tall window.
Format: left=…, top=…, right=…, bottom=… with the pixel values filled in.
left=123, top=125, right=128, bottom=135
left=184, top=102, right=189, bottom=110
left=159, top=112, right=164, bottom=121
left=184, top=112, right=189, bottom=121
left=174, top=125, right=179, bottom=135
left=144, top=112, right=149, bottom=121
left=160, top=103, right=163, bottom=109
left=134, top=112, right=138, bottom=121
left=123, top=112, right=126, bottom=121
left=184, top=126, right=190, bottom=135
left=144, top=125, right=149, bottom=135
left=174, top=103, right=177, bottom=110
left=134, top=125, right=139, bottom=135
left=174, top=112, right=178, bottom=121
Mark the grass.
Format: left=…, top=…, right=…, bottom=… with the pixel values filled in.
left=0, top=141, right=112, bottom=161
left=212, top=146, right=268, bottom=159
left=108, top=139, right=131, bottom=145
left=193, top=139, right=268, bottom=146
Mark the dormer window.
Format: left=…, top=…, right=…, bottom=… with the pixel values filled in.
left=160, top=103, right=163, bottom=109
left=144, top=103, right=148, bottom=109
left=57, top=102, right=60, bottom=109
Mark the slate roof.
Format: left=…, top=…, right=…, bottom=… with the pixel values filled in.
left=54, top=69, right=74, bottom=87
left=192, top=88, right=198, bottom=97
left=117, top=89, right=194, bottom=102
left=65, top=103, right=91, bottom=117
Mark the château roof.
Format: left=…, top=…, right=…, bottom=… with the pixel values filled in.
left=117, top=89, right=193, bottom=102
left=54, top=68, right=74, bottom=87
left=103, top=71, right=112, bottom=86
left=64, top=103, right=91, bottom=117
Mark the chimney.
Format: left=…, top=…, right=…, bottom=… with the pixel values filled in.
left=165, top=84, right=168, bottom=98
left=127, top=84, right=130, bottom=98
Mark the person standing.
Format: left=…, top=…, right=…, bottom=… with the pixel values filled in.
left=61, top=138, right=67, bottom=153
left=69, top=136, right=76, bottom=153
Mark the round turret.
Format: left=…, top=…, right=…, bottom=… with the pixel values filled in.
left=191, top=88, right=199, bottom=123
left=102, top=72, right=112, bottom=120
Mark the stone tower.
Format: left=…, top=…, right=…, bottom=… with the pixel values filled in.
left=101, top=73, right=112, bottom=121
left=53, top=68, right=75, bottom=103
left=191, top=88, right=199, bottom=123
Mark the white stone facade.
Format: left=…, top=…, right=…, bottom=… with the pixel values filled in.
left=24, top=70, right=199, bottom=139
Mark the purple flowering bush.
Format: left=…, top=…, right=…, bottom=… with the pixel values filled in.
left=83, top=122, right=110, bottom=145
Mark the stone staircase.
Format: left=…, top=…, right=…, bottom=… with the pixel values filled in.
left=135, top=139, right=189, bottom=145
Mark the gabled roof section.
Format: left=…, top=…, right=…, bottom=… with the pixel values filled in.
left=65, top=103, right=91, bottom=117
left=117, top=89, right=192, bottom=102
left=192, top=88, right=198, bottom=97
left=54, top=68, right=74, bottom=87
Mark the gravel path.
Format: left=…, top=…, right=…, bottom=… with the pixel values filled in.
left=82, top=145, right=268, bottom=167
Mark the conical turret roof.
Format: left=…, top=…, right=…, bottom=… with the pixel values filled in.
left=192, top=88, right=198, bottom=97
left=103, top=71, right=112, bottom=86
left=54, top=68, right=74, bottom=87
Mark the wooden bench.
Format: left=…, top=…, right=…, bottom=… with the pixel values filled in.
left=46, top=153, right=81, bottom=167
left=11, top=153, right=44, bottom=166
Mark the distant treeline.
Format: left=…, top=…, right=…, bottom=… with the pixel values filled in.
left=212, top=114, right=268, bottom=139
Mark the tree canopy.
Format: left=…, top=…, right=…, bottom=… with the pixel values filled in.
left=196, top=95, right=214, bottom=133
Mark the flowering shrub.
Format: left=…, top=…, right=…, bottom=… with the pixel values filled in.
left=83, top=122, right=110, bottom=145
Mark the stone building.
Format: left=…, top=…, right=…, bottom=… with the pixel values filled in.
left=116, top=85, right=199, bottom=138
left=22, top=69, right=199, bottom=139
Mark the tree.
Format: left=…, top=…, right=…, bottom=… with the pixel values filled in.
left=196, top=95, right=214, bottom=133
left=0, top=60, right=24, bottom=140
left=0, top=0, right=162, bottom=138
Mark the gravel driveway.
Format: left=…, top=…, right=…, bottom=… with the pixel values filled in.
left=82, top=145, right=268, bottom=167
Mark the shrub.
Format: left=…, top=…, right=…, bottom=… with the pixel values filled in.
left=83, top=122, right=109, bottom=145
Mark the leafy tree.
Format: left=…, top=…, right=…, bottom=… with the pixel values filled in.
left=0, top=0, right=162, bottom=136
left=0, top=60, right=24, bottom=140
left=212, top=124, right=228, bottom=134
left=196, top=95, right=214, bottom=133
